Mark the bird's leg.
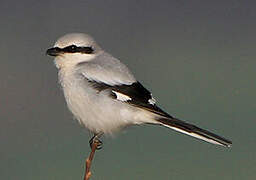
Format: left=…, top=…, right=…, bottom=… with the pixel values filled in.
left=84, top=132, right=104, bottom=180
left=89, top=132, right=103, bottom=150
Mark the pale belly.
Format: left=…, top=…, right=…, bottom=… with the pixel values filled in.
left=62, top=81, right=142, bottom=134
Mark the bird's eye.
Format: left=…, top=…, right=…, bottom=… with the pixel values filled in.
left=64, top=45, right=78, bottom=53
left=70, top=45, right=76, bottom=49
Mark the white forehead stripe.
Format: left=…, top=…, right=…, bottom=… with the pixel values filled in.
left=112, top=91, right=132, bottom=102
left=54, top=33, right=96, bottom=49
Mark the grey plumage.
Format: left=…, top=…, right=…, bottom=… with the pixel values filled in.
left=75, top=52, right=136, bottom=86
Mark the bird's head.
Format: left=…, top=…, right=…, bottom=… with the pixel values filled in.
left=46, top=33, right=102, bottom=69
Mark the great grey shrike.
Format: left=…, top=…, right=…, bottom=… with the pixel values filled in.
left=46, top=33, right=232, bottom=148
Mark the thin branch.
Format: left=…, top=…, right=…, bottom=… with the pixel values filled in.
left=84, top=141, right=99, bottom=180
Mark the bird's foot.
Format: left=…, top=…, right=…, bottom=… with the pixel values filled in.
left=89, top=134, right=103, bottom=150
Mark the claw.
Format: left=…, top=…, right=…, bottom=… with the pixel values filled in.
left=89, top=133, right=103, bottom=150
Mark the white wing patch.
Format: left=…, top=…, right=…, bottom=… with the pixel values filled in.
left=148, top=95, right=156, bottom=105
left=112, top=91, right=132, bottom=102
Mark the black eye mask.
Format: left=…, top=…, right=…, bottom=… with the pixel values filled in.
left=46, top=45, right=94, bottom=56
left=63, top=45, right=94, bottom=54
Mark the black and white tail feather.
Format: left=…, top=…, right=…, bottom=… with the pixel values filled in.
left=157, top=117, right=232, bottom=147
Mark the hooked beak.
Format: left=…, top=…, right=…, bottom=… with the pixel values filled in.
left=46, top=47, right=62, bottom=56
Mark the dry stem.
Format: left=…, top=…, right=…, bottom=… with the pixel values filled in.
left=84, top=141, right=99, bottom=180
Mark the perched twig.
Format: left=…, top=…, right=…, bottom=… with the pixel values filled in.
left=84, top=141, right=99, bottom=180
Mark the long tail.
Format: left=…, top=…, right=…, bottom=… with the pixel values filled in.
left=157, top=117, right=232, bottom=147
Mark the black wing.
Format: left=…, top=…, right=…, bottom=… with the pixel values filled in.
left=88, top=79, right=172, bottom=118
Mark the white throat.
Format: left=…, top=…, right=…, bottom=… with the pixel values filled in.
left=54, top=53, right=97, bottom=70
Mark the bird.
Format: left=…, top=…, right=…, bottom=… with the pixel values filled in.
left=46, top=33, right=232, bottom=149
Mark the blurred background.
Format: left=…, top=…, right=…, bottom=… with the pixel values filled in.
left=1, top=0, right=255, bottom=179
